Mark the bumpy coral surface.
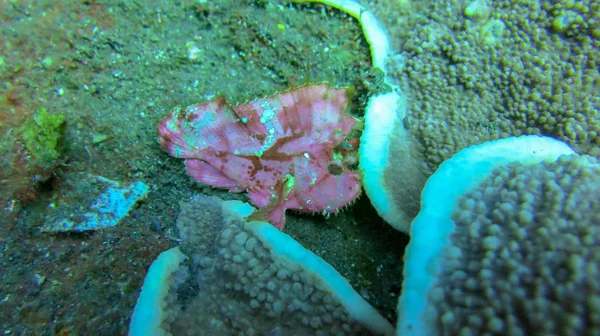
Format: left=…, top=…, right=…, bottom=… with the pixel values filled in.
left=157, top=84, right=361, bottom=229
left=434, top=154, right=600, bottom=335
left=134, top=194, right=393, bottom=336
left=373, top=0, right=600, bottom=172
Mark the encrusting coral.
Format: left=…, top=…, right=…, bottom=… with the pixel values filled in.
left=129, top=194, right=394, bottom=336
left=431, top=154, right=600, bottom=335
left=396, top=135, right=600, bottom=335
left=378, top=0, right=600, bottom=171
left=342, top=0, right=600, bottom=232
left=157, top=84, right=362, bottom=229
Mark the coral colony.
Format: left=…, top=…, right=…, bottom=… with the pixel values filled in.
left=157, top=84, right=361, bottom=229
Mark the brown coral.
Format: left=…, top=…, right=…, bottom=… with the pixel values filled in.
left=374, top=0, right=600, bottom=173
left=434, top=154, right=600, bottom=335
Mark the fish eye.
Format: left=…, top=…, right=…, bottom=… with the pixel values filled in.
left=327, top=163, right=344, bottom=176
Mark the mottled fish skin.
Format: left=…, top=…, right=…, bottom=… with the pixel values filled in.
left=157, top=84, right=361, bottom=229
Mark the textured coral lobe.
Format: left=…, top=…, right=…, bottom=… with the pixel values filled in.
left=157, top=84, right=362, bottom=229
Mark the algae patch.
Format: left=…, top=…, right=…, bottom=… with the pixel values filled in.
left=19, top=107, right=66, bottom=168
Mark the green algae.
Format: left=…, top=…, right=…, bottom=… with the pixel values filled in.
left=19, top=107, right=65, bottom=169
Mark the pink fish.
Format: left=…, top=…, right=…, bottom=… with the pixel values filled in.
left=157, top=84, right=361, bottom=229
